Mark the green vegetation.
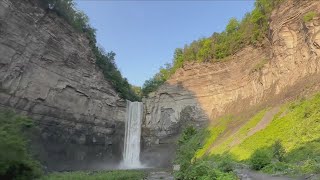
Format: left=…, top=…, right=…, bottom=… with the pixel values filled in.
left=208, top=110, right=267, bottom=157
left=41, top=170, right=146, bottom=180
left=174, top=126, right=238, bottom=179
left=272, top=140, right=286, bottom=162
left=249, top=148, right=272, bottom=170
left=195, top=116, right=233, bottom=159
left=232, top=94, right=320, bottom=175
left=179, top=93, right=320, bottom=177
left=142, top=0, right=284, bottom=96
left=303, top=11, right=317, bottom=23
left=0, top=110, right=42, bottom=180
left=230, top=95, right=320, bottom=160
left=174, top=126, right=206, bottom=179
left=40, top=0, right=140, bottom=101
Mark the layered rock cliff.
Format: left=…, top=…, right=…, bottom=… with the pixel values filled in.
left=143, top=0, right=320, bottom=146
left=0, top=0, right=126, bottom=170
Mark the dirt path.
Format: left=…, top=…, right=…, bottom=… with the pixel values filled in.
left=247, top=106, right=280, bottom=137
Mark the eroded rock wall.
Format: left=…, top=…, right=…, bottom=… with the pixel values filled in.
left=143, top=0, right=320, bottom=146
left=0, top=0, right=125, bottom=170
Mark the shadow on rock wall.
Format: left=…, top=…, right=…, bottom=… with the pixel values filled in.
left=140, top=0, right=320, bottom=167
left=141, top=82, right=209, bottom=168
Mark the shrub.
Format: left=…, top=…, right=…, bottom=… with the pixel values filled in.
left=250, top=148, right=272, bottom=170
left=0, top=110, right=42, bottom=180
left=183, top=160, right=212, bottom=180
left=303, top=11, right=317, bottom=23
left=175, top=128, right=200, bottom=175
left=174, top=127, right=208, bottom=179
left=178, top=126, right=197, bottom=145
left=272, top=140, right=285, bottom=162
left=174, top=127, right=238, bottom=179
left=213, top=154, right=235, bottom=173
left=285, top=140, right=320, bottom=164
left=178, top=159, right=237, bottom=180
left=300, top=159, right=320, bottom=174
left=262, top=162, right=294, bottom=174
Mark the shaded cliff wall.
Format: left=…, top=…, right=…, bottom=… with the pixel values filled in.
left=143, top=0, right=320, bottom=146
left=0, top=0, right=126, bottom=170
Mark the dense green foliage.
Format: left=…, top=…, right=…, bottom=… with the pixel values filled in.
left=175, top=126, right=204, bottom=179
left=142, top=0, right=284, bottom=96
left=249, top=148, right=272, bottom=170
left=41, top=170, right=146, bottom=180
left=248, top=139, right=320, bottom=175
left=0, top=110, right=42, bottom=180
left=40, top=0, right=140, bottom=101
left=174, top=126, right=238, bottom=179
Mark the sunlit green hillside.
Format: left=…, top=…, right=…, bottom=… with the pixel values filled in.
left=174, top=93, right=320, bottom=179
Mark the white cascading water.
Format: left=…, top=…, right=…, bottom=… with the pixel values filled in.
left=122, top=101, right=143, bottom=168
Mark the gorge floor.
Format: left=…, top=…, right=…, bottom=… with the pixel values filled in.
left=144, top=169, right=174, bottom=180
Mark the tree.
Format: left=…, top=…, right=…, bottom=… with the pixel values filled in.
left=273, top=140, right=286, bottom=162
left=197, top=38, right=214, bottom=62
left=172, top=48, right=184, bottom=70
left=226, top=18, right=240, bottom=34
left=0, top=111, right=42, bottom=179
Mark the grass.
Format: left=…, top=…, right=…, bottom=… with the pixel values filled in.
left=183, top=93, right=320, bottom=177
left=40, top=170, right=146, bottom=180
left=209, top=109, right=267, bottom=156
left=230, top=95, right=320, bottom=161
left=194, top=116, right=233, bottom=159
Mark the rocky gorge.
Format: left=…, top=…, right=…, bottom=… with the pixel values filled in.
left=143, top=0, right=320, bottom=145
left=1, top=0, right=320, bottom=175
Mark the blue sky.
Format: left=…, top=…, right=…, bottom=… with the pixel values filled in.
left=75, top=1, right=254, bottom=86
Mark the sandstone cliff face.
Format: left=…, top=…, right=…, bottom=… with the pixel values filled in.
left=143, top=0, right=320, bottom=145
left=0, top=0, right=126, bottom=170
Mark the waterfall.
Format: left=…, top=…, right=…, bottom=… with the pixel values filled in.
left=122, top=101, right=143, bottom=168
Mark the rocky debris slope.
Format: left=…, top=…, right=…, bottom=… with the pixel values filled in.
left=143, top=0, right=320, bottom=149
left=0, top=0, right=126, bottom=170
